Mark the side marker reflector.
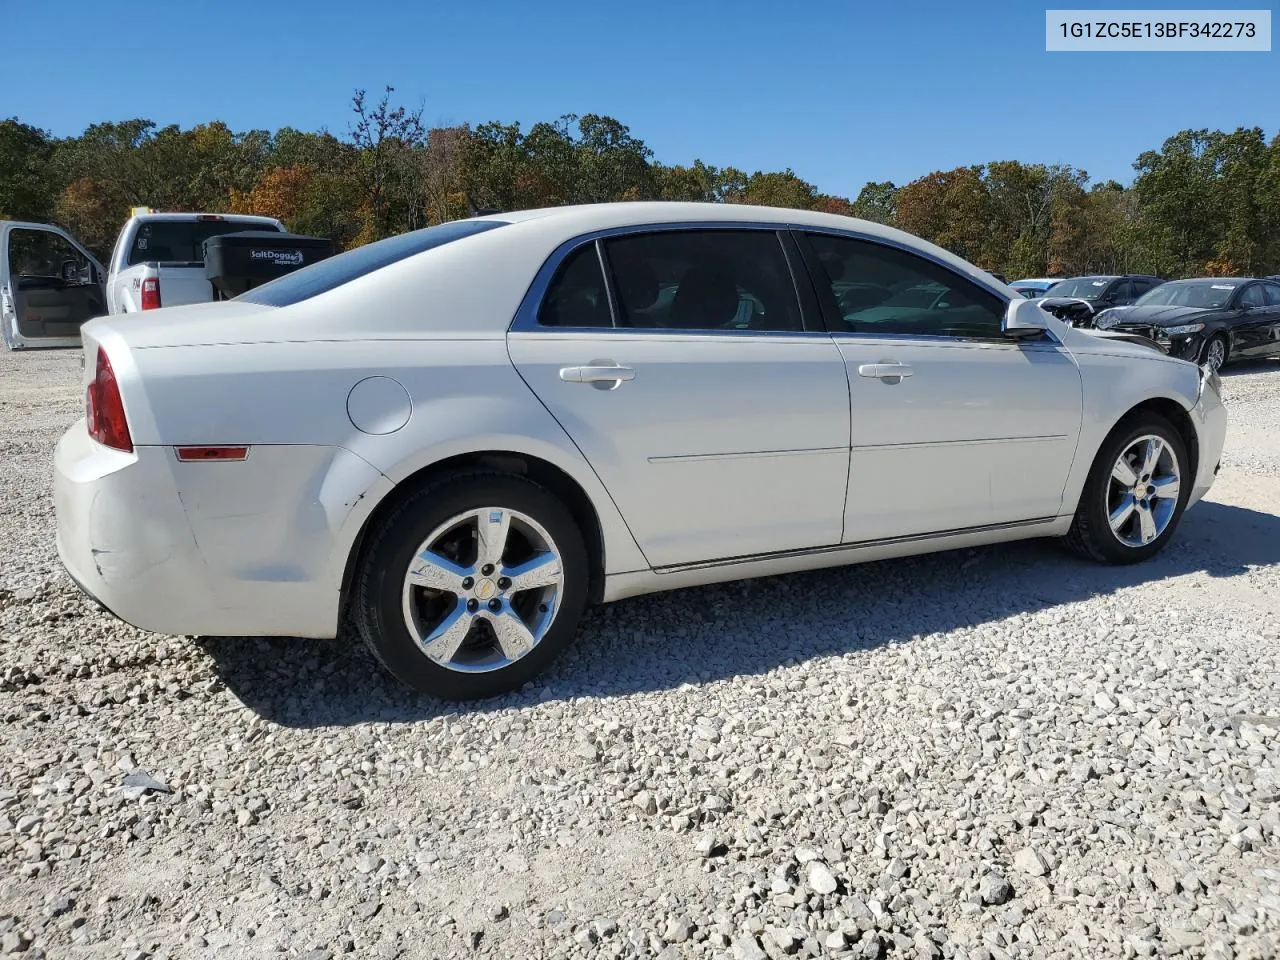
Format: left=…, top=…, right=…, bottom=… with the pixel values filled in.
left=175, top=446, right=249, bottom=462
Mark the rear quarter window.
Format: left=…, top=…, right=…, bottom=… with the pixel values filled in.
left=237, top=219, right=509, bottom=307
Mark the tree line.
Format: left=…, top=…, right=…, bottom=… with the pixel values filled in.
left=3, top=87, right=1278, bottom=279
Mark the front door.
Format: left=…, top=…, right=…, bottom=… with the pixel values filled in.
left=1229, top=282, right=1280, bottom=359
left=508, top=227, right=851, bottom=568
left=1, top=223, right=105, bottom=347
left=796, top=230, right=1084, bottom=542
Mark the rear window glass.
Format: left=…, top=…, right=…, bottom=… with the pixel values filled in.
left=237, top=219, right=509, bottom=308
left=128, top=220, right=280, bottom=265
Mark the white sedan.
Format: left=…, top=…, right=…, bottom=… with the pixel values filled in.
left=54, top=203, right=1227, bottom=699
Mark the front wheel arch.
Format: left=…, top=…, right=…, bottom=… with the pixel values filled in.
left=1065, top=410, right=1192, bottom=563
left=1201, top=332, right=1230, bottom=370
left=1090, top=397, right=1199, bottom=501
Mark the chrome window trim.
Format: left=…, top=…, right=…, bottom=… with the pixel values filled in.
left=793, top=225, right=1065, bottom=348
left=509, top=220, right=827, bottom=336
left=827, top=330, right=1065, bottom=353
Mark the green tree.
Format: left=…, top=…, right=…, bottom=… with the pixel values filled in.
left=724, top=169, right=818, bottom=209
left=1133, top=129, right=1221, bottom=275
left=0, top=118, right=56, bottom=222
left=349, top=86, right=426, bottom=240
left=849, top=181, right=898, bottom=225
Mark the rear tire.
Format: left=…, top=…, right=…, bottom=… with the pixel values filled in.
left=351, top=471, right=589, bottom=700
left=1064, top=414, right=1190, bottom=565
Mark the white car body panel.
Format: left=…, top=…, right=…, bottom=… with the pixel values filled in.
left=53, top=202, right=1227, bottom=644
left=508, top=330, right=850, bottom=567
left=833, top=335, right=1083, bottom=540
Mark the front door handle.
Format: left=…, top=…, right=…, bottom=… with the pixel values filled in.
left=857, top=362, right=915, bottom=382
left=559, top=363, right=635, bottom=388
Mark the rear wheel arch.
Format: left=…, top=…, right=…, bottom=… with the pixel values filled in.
left=339, top=450, right=608, bottom=620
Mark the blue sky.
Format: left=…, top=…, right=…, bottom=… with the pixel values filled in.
left=4, top=0, right=1276, bottom=198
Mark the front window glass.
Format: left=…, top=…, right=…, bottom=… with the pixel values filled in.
left=8, top=228, right=95, bottom=288
left=805, top=233, right=1005, bottom=338
left=1238, top=284, right=1266, bottom=308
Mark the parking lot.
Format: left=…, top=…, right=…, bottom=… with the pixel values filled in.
left=1, top=347, right=1278, bottom=959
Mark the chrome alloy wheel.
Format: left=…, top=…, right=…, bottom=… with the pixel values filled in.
left=1107, top=434, right=1181, bottom=547
left=400, top=507, right=564, bottom=673
left=1204, top=337, right=1227, bottom=372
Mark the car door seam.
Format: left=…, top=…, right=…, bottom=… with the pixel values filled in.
left=502, top=333, right=653, bottom=570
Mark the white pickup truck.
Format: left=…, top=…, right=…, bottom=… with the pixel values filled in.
left=2, top=211, right=284, bottom=349
left=104, top=212, right=285, bottom=315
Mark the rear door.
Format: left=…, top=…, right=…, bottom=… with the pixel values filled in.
left=1, top=222, right=105, bottom=346
left=796, top=230, right=1083, bottom=542
left=507, top=226, right=851, bottom=568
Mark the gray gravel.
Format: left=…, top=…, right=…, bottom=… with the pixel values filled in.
left=1, top=347, right=1279, bottom=959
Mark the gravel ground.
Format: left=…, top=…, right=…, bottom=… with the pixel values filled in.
left=1, top=347, right=1279, bottom=960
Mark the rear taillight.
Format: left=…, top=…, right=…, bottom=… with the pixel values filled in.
left=86, top=350, right=133, bottom=453
left=140, top=277, right=161, bottom=310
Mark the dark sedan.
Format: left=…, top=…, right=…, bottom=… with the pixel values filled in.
left=1037, top=274, right=1165, bottom=327
left=1093, top=277, right=1280, bottom=370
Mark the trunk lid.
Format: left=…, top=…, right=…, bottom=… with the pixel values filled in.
left=82, top=299, right=279, bottom=350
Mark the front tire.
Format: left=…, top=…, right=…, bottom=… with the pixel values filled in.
left=352, top=471, right=590, bottom=699
left=1202, top=334, right=1228, bottom=372
left=1064, top=414, right=1190, bottom=564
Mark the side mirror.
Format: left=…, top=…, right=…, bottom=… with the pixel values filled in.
left=60, top=259, right=80, bottom=283
left=1003, top=296, right=1052, bottom=338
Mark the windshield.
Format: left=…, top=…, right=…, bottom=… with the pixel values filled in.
left=237, top=219, right=509, bottom=307
left=1045, top=277, right=1113, bottom=300
left=1134, top=280, right=1240, bottom=309
left=128, top=219, right=280, bottom=265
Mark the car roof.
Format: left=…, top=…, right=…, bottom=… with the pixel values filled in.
left=463, top=201, right=1013, bottom=290
left=469, top=201, right=897, bottom=233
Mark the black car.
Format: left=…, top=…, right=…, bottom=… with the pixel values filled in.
left=1093, top=277, right=1280, bottom=370
left=1037, top=274, right=1165, bottom=327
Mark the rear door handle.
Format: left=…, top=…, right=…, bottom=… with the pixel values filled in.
left=559, top=364, right=635, bottom=386
left=857, top=362, right=914, bottom=381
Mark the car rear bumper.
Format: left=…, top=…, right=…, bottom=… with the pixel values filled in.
left=54, top=421, right=375, bottom=639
